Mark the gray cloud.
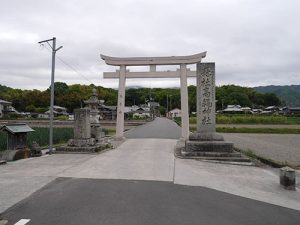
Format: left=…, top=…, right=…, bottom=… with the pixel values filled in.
left=0, top=0, right=299, bottom=90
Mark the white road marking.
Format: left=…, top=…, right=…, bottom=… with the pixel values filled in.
left=14, top=219, right=30, bottom=225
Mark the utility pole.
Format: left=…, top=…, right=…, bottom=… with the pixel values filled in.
left=166, top=94, right=169, bottom=117
left=38, top=37, right=63, bottom=154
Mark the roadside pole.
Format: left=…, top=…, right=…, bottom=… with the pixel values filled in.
left=38, top=37, right=63, bottom=154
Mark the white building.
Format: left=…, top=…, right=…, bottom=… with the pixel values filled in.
left=0, top=99, right=19, bottom=118
left=45, top=105, right=69, bottom=117
left=167, top=108, right=181, bottom=118
left=222, top=105, right=243, bottom=113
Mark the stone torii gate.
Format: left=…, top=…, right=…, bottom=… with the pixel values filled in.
left=101, top=52, right=207, bottom=140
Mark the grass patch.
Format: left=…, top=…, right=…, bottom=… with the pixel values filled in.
left=217, top=127, right=300, bottom=134
left=217, top=115, right=288, bottom=124
left=189, top=117, right=197, bottom=124
left=189, top=115, right=300, bottom=125
left=287, top=117, right=300, bottom=124
left=103, top=128, right=115, bottom=136
left=0, top=127, right=73, bottom=151
left=0, top=127, right=117, bottom=151
left=189, top=126, right=300, bottom=134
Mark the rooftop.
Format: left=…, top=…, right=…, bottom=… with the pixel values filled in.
left=0, top=123, right=34, bottom=134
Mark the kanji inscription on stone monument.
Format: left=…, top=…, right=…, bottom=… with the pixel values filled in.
left=74, top=108, right=91, bottom=139
left=197, top=63, right=216, bottom=133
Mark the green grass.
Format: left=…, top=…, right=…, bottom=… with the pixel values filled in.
left=217, top=127, right=300, bottom=134
left=104, top=128, right=116, bottom=136
left=287, top=117, right=300, bottom=124
left=190, top=126, right=300, bottom=134
left=189, top=115, right=300, bottom=125
left=217, top=115, right=288, bottom=124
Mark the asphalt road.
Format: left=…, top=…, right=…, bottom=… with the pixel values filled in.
left=125, top=117, right=181, bottom=139
left=2, top=178, right=300, bottom=225
left=1, top=117, right=300, bottom=224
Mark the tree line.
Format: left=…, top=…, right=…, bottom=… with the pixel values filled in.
left=0, top=83, right=280, bottom=114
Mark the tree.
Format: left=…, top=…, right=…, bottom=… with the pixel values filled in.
left=263, top=93, right=281, bottom=106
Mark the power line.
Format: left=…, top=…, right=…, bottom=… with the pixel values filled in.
left=56, top=55, right=93, bottom=84
left=40, top=44, right=93, bottom=84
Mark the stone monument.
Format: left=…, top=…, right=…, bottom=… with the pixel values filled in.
left=84, top=88, right=105, bottom=142
left=67, top=108, right=96, bottom=147
left=181, top=63, right=251, bottom=163
left=56, top=108, right=106, bottom=153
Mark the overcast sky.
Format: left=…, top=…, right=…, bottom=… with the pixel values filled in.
left=0, top=0, right=299, bottom=90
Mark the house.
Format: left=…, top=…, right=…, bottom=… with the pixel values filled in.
left=45, top=105, right=69, bottom=117
left=222, top=105, right=243, bottom=114
left=241, top=107, right=251, bottom=113
left=147, top=101, right=160, bottom=108
left=251, top=109, right=263, bottom=114
left=37, top=113, right=50, bottom=119
left=167, top=108, right=181, bottom=118
left=282, top=107, right=300, bottom=116
left=132, top=107, right=150, bottom=118
left=0, top=99, right=19, bottom=118
left=147, top=101, right=160, bottom=118
left=261, top=106, right=280, bottom=115
left=0, top=100, right=11, bottom=118
left=98, top=105, right=117, bottom=120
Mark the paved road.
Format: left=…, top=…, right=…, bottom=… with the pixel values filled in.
left=125, top=117, right=181, bottom=139
left=1, top=118, right=300, bottom=224
left=2, top=178, right=300, bottom=225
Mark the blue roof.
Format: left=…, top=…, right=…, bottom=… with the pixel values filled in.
left=287, top=107, right=300, bottom=110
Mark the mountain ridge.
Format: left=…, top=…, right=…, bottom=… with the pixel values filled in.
left=255, top=85, right=300, bottom=106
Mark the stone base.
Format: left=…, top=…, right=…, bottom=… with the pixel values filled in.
left=186, top=140, right=234, bottom=153
left=56, top=139, right=112, bottom=153
left=67, top=138, right=96, bottom=147
left=0, top=149, right=31, bottom=161
left=179, top=132, right=252, bottom=164
left=55, top=145, right=105, bottom=153
left=189, top=132, right=224, bottom=141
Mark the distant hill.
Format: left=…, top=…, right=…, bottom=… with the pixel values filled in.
left=255, top=85, right=300, bottom=106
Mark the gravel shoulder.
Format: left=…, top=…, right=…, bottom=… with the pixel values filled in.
left=222, top=133, right=300, bottom=166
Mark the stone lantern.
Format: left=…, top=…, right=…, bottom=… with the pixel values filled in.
left=84, top=88, right=105, bottom=142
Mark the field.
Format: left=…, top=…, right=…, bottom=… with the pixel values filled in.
left=0, top=127, right=115, bottom=151
left=189, top=115, right=300, bottom=125
left=0, top=127, right=73, bottom=151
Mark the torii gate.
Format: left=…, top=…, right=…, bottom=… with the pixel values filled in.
left=101, top=52, right=207, bottom=140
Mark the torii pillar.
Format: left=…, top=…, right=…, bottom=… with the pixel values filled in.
left=116, top=65, right=126, bottom=139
